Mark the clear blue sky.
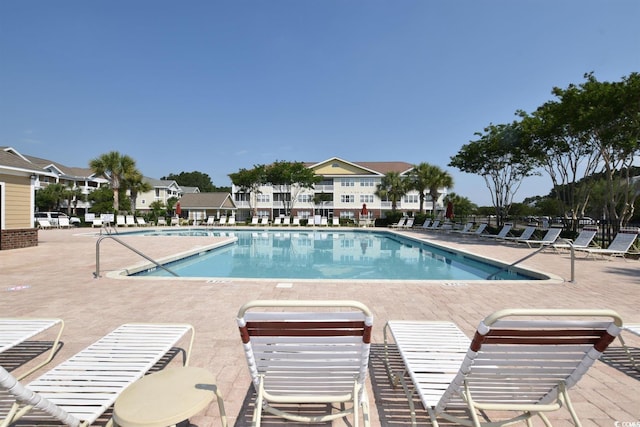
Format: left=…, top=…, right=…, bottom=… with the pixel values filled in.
left=1, top=1, right=638, bottom=206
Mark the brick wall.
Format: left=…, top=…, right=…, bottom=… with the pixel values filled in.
left=0, top=228, right=38, bottom=250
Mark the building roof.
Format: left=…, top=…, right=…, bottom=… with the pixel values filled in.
left=178, top=192, right=236, bottom=209
left=1, top=147, right=57, bottom=176
left=304, top=158, right=414, bottom=176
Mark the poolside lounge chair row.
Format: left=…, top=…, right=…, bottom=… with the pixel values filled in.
left=5, top=301, right=638, bottom=427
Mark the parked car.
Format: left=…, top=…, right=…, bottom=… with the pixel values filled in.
left=35, top=212, right=81, bottom=227
left=578, top=217, right=598, bottom=225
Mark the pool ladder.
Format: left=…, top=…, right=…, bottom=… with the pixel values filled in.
left=94, top=234, right=178, bottom=278
left=486, top=239, right=576, bottom=282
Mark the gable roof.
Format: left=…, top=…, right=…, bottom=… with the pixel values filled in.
left=178, top=192, right=236, bottom=209
left=305, top=157, right=414, bottom=176
left=0, top=147, right=56, bottom=176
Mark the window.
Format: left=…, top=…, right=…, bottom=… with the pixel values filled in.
left=340, top=211, right=355, bottom=220
left=297, top=194, right=312, bottom=203
left=403, top=194, right=419, bottom=203
left=340, top=179, right=355, bottom=187
left=235, top=193, right=249, bottom=202
left=360, top=178, right=375, bottom=187
left=257, top=194, right=271, bottom=203
left=341, top=195, right=355, bottom=203
left=360, top=195, right=374, bottom=203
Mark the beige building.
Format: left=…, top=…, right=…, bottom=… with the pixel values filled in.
left=231, top=157, right=448, bottom=222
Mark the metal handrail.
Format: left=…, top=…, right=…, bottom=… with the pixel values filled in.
left=486, top=238, right=575, bottom=282
left=94, top=235, right=178, bottom=278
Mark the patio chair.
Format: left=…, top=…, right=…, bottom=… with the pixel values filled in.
left=136, top=217, right=149, bottom=227
left=203, top=216, right=215, bottom=227
left=259, top=217, right=269, bottom=226
left=37, top=219, right=53, bottom=230
left=1, top=323, right=194, bottom=427
left=402, top=217, right=415, bottom=228
left=574, top=227, right=639, bottom=259
left=332, top=217, right=340, bottom=226
left=227, top=216, right=236, bottom=226
left=218, top=216, right=227, bottom=226
left=384, top=309, right=623, bottom=427
left=125, top=215, right=136, bottom=227
left=320, top=217, right=328, bottom=226
left=482, top=223, right=512, bottom=240
left=0, top=318, right=64, bottom=380
left=550, top=226, right=598, bottom=252
left=58, top=217, right=71, bottom=228
left=272, top=217, right=282, bottom=226
left=292, top=216, right=300, bottom=226
left=502, top=225, right=536, bottom=242
left=460, top=223, right=488, bottom=237
left=236, top=300, right=373, bottom=427
left=420, top=219, right=432, bottom=230
left=516, top=226, right=562, bottom=247
left=451, top=222, right=473, bottom=234
left=171, top=216, right=180, bottom=226
left=391, top=217, right=407, bottom=228
left=250, top=216, right=259, bottom=226
left=116, top=215, right=126, bottom=227
left=156, top=216, right=167, bottom=226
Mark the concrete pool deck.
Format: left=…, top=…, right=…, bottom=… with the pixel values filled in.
left=1, top=226, right=639, bottom=426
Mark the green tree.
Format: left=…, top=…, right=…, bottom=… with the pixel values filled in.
left=265, top=161, right=321, bottom=215
left=87, top=186, right=115, bottom=214
left=126, top=171, right=152, bottom=213
left=229, top=165, right=267, bottom=217
left=425, top=166, right=454, bottom=217
left=89, top=151, right=139, bottom=213
left=407, top=162, right=433, bottom=213
left=162, top=171, right=216, bottom=192
left=35, top=183, right=66, bottom=211
left=449, top=122, right=539, bottom=225
left=443, top=192, right=476, bottom=219
left=375, top=171, right=409, bottom=212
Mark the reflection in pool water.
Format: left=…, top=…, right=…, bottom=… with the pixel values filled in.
left=130, top=229, right=541, bottom=281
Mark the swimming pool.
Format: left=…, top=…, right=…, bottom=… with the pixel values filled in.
left=127, top=229, right=545, bottom=281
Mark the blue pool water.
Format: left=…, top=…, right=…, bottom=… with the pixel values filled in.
left=130, top=229, right=541, bottom=281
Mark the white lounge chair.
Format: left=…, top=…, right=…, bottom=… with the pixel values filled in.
left=391, top=217, right=407, bottom=228
left=332, top=217, right=340, bottom=226
left=250, top=216, right=259, bottom=226
left=37, top=219, right=53, bottom=230
left=126, top=215, right=136, bottom=227
left=156, top=216, right=167, bottom=226
left=0, top=318, right=64, bottom=380
left=203, top=216, right=215, bottom=227
left=217, top=216, right=227, bottom=226
left=227, top=216, right=236, bottom=226
left=116, top=215, right=126, bottom=227
left=503, top=225, right=536, bottom=242
left=283, top=216, right=291, bottom=226
left=482, top=223, right=512, bottom=239
left=575, top=227, right=639, bottom=259
left=170, top=216, right=180, bottom=226
left=91, top=218, right=103, bottom=228
left=402, top=217, right=415, bottom=228
left=292, top=216, right=301, bottom=226
left=551, top=226, right=598, bottom=252
left=259, top=217, right=269, bottom=226
left=320, top=217, right=328, bottom=226
left=451, top=222, right=473, bottom=234
left=420, top=219, right=432, bottom=230
left=384, top=309, right=623, bottom=427
left=237, top=300, right=373, bottom=427
left=1, top=323, right=194, bottom=427
left=58, top=217, right=71, bottom=228
left=136, top=217, right=149, bottom=227
left=516, top=226, right=562, bottom=247
left=460, top=223, right=488, bottom=236
left=272, top=217, right=282, bottom=226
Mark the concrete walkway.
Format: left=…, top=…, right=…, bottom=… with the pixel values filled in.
left=1, top=226, right=639, bottom=426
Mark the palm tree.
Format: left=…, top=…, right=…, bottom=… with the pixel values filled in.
left=375, top=171, right=409, bottom=212
left=408, top=162, right=434, bottom=213
left=426, top=166, right=454, bottom=217
left=89, top=151, right=138, bottom=213
left=126, top=171, right=152, bottom=213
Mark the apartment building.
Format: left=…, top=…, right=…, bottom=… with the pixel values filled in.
left=232, top=157, right=447, bottom=222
